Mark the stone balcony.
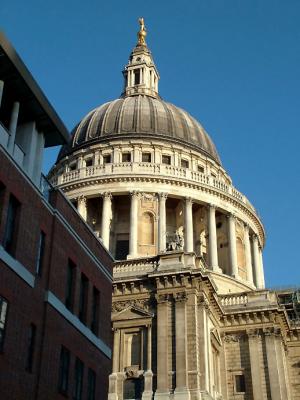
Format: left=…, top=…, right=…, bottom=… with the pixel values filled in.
left=50, top=162, right=257, bottom=213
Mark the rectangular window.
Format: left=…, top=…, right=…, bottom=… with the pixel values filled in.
left=122, top=153, right=131, bottom=162
left=58, top=346, right=70, bottom=394
left=87, top=368, right=96, bottom=400
left=162, top=155, right=171, bottom=165
left=181, top=159, right=189, bottom=169
left=197, top=165, right=204, bottom=173
left=85, top=158, right=93, bottom=167
left=142, top=153, right=151, bottom=163
left=235, top=374, right=246, bottom=393
left=26, top=323, right=36, bottom=372
left=103, top=154, right=111, bottom=164
left=3, top=194, right=20, bottom=256
left=74, top=357, right=84, bottom=400
left=36, top=231, right=46, bottom=276
left=134, top=69, right=140, bottom=85
left=0, top=296, right=8, bottom=352
left=79, top=273, right=89, bottom=324
left=65, top=260, right=76, bottom=312
left=91, top=287, right=100, bottom=336
left=69, top=163, right=77, bottom=171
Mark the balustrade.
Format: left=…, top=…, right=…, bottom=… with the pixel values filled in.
left=52, top=162, right=256, bottom=211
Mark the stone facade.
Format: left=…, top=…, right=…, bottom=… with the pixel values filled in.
left=49, top=21, right=300, bottom=400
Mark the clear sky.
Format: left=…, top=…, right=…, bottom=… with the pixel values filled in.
left=1, top=1, right=299, bottom=288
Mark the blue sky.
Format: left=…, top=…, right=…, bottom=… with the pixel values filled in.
left=1, top=1, right=299, bottom=288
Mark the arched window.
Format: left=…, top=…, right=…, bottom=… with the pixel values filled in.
left=140, top=212, right=154, bottom=245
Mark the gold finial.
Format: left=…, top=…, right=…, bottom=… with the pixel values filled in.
left=137, top=17, right=147, bottom=46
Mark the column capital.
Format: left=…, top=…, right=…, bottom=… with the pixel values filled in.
left=185, top=196, right=193, bottom=204
left=155, top=293, right=170, bottom=304
left=77, top=195, right=87, bottom=204
left=102, top=191, right=112, bottom=200
left=263, top=327, right=281, bottom=337
left=247, top=328, right=261, bottom=339
left=226, top=212, right=236, bottom=220
left=208, top=203, right=217, bottom=210
left=130, top=190, right=140, bottom=198
left=244, top=222, right=250, bottom=231
left=158, top=192, right=168, bottom=200
left=174, top=291, right=187, bottom=303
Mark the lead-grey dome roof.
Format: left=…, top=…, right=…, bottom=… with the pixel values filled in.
left=58, top=95, right=221, bottom=164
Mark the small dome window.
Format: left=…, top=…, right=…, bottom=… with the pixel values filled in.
left=198, top=165, right=204, bottom=173
left=162, top=155, right=171, bottom=165
left=85, top=158, right=93, bottom=167
left=122, top=153, right=131, bottom=162
left=142, top=152, right=151, bottom=163
left=103, top=154, right=111, bottom=164
left=181, top=159, right=189, bottom=169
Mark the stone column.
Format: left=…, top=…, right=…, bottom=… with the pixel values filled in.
left=7, top=101, right=20, bottom=153
left=128, top=191, right=139, bottom=258
left=259, top=247, right=265, bottom=289
left=244, top=224, right=254, bottom=285
left=174, top=292, right=190, bottom=400
left=248, top=329, right=263, bottom=400
left=101, top=192, right=112, bottom=249
left=184, top=197, right=193, bottom=253
left=252, top=234, right=263, bottom=288
left=158, top=193, right=167, bottom=253
left=142, top=324, right=153, bottom=400
left=208, top=204, right=219, bottom=271
left=264, top=328, right=289, bottom=400
left=228, top=213, right=238, bottom=278
left=154, top=294, right=169, bottom=399
left=0, top=80, right=4, bottom=107
left=77, top=195, right=87, bottom=221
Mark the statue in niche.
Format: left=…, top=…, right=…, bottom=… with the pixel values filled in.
left=166, top=230, right=183, bottom=251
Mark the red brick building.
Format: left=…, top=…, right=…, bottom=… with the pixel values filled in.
left=0, top=32, right=113, bottom=400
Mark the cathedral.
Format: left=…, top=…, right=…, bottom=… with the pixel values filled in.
left=49, top=20, right=300, bottom=400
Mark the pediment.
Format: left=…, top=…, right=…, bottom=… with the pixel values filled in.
left=112, top=305, right=153, bottom=321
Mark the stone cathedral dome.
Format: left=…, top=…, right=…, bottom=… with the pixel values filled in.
left=58, top=96, right=221, bottom=164
left=50, top=18, right=266, bottom=296
left=57, top=28, right=221, bottom=164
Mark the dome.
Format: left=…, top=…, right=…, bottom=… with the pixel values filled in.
left=58, top=95, right=221, bottom=164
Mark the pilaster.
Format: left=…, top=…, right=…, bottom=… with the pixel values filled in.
left=247, top=329, right=263, bottom=400
left=154, top=293, right=170, bottom=399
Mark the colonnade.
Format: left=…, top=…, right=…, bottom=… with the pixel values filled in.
left=76, top=191, right=265, bottom=289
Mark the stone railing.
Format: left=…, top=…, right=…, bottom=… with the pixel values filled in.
left=219, top=293, right=248, bottom=307
left=113, top=257, right=158, bottom=278
left=50, top=162, right=256, bottom=212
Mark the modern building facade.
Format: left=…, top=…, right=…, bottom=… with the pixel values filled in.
left=0, top=32, right=113, bottom=400
left=49, top=21, right=300, bottom=400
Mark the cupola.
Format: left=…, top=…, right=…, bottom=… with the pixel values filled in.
left=122, top=18, right=160, bottom=98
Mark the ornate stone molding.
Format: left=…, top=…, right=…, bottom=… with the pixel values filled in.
left=112, top=298, right=150, bottom=313
left=125, top=365, right=142, bottom=378
left=223, top=333, right=245, bottom=343
left=197, top=293, right=209, bottom=309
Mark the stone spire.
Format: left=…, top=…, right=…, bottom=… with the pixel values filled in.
left=122, top=18, right=160, bottom=98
